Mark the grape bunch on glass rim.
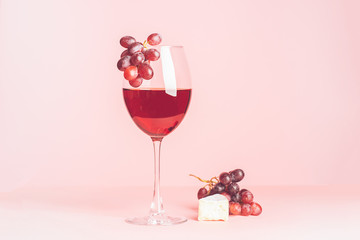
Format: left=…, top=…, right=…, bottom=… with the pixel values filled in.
left=117, top=33, right=162, bottom=88
left=191, top=169, right=262, bottom=216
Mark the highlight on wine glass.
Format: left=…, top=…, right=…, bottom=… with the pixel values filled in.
left=117, top=33, right=191, bottom=225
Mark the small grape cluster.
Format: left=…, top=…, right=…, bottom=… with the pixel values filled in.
left=117, top=33, right=162, bottom=88
left=191, top=169, right=262, bottom=216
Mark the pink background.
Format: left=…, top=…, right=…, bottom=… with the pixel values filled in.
left=1, top=0, right=360, bottom=192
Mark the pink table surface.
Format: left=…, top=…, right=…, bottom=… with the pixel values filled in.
left=1, top=185, right=359, bottom=239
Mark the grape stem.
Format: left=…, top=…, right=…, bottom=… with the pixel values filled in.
left=143, top=40, right=149, bottom=48
left=189, top=174, right=219, bottom=190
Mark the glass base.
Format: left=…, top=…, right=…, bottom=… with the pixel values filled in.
left=125, top=214, right=187, bottom=226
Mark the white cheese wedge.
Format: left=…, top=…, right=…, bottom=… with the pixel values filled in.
left=198, top=194, right=229, bottom=221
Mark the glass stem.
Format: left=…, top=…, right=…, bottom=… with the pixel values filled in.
left=149, top=137, right=165, bottom=217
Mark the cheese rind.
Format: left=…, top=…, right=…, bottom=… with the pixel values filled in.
left=198, top=194, right=229, bottom=221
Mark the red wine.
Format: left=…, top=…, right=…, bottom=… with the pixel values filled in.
left=123, top=88, right=191, bottom=138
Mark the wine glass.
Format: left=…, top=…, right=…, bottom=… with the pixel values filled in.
left=122, top=45, right=191, bottom=225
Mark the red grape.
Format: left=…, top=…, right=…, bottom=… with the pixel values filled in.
left=117, top=56, right=131, bottom=71
left=219, top=172, right=231, bottom=185
left=138, top=63, right=153, bottom=80
left=124, top=66, right=138, bottom=81
left=121, top=49, right=130, bottom=58
left=120, top=36, right=136, bottom=48
left=209, top=187, right=216, bottom=195
left=239, top=188, right=249, bottom=195
left=128, top=42, right=144, bottom=55
left=227, top=182, right=240, bottom=196
left=231, top=192, right=241, bottom=202
left=211, top=183, right=226, bottom=194
left=221, top=192, right=231, bottom=201
left=129, top=76, right=143, bottom=88
left=130, top=52, right=145, bottom=66
left=240, top=190, right=254, bottom=204
left=147, top=33, right=162, bottom=46
left=251, top=202, right=262, bottom=216
left=144, top=49, right=160, bottom=61
left=229, top=202, right=241, bottom=215
left=197, top=187, right=208, bottom=199
left=240, top=203, right=252, bottom=216
left=230, top=169, right=245, bottom=182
